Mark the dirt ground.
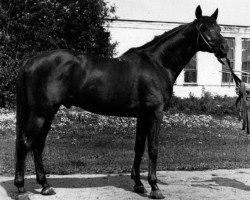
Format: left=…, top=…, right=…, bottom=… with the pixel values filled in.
left=1, top=169, right=250, bottom=200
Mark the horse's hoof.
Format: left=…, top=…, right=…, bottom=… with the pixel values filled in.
left=16, top=192, right=31, bottom=200
left=134, top=184, right=147, bottom=193
left=17, top=186, right=26, bottom=194
left=150, top=190, right=165, bottom=199
left=41, top=186, right=56, bottom=195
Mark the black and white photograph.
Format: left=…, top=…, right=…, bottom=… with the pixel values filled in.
left=0, top=0, right=250, bottom=199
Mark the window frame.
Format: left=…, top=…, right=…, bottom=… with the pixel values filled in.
left=183, top=55, right=197, bottom=85
left=221, top=37, right=235, bottom=85
left=242, top=38, right=250, bottom=83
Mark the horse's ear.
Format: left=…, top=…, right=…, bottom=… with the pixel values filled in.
left=211, top=8, right=218, bottom=20
left=195, top=5, right=202, bottom=19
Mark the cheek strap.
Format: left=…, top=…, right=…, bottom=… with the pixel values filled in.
left=196, top=24, right=212, bottom=50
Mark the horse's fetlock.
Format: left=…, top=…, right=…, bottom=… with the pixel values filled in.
left=148, top=177, right=157, bottom=185
left=14, top=180, right=24, bottom=187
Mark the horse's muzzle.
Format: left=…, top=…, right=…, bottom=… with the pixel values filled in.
left=215, top=43, right=229, bottom=58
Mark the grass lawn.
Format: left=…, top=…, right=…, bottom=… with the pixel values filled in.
left=1, top=107, right=250, bottom=176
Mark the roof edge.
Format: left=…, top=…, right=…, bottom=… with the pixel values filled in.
left=105, top=18, right=250, bottom=28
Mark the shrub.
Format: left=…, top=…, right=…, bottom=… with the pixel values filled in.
left=0, top=55, right=19, bottom=107
left=0, top=0, right=117, bottom=107
left=169, top=90, right=238, bottom=116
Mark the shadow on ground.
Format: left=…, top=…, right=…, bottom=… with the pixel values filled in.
left=2, top=173, right=250, bottom=200
left=192, top=177, right=250, bottom=191
left=0, top=174, right=168, bottom=199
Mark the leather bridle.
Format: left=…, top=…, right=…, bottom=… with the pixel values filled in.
left=196, top=23, right=241, bottom=86
left=196, top=23, right=213, bottom=50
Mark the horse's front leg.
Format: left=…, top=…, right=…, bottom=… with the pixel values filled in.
left=32, top=113, right=57, bottom=196
left=147, top=110, right=165, bottom=199
left=131, top=115, right=148, bottom=193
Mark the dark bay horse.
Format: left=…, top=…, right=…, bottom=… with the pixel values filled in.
left=14, top=6, right=228, bottom=199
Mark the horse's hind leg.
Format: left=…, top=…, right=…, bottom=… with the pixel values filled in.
left=15, top=109, right=57, bottom=196
left=14, top=134, right=29, bottom=194
left=131, top=115, right=147, bottom=193
left=32, top=111, right=57, bottom=195
left=14, top=105, right=29, bottom=194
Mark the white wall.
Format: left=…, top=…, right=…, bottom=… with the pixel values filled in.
left=175, top=52, right=237, bottom=97
left=109, top=21, right=177, bottom=56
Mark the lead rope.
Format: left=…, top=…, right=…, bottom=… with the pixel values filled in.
left=197, top=25, right=250, bottom=133
left=218, top=58, right=250, bottom=134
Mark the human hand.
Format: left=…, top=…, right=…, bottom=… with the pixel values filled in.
left=235, top=85, right=240, bottom=95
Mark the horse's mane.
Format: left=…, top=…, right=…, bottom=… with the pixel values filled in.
left=122, top=22, right=193, bottom=56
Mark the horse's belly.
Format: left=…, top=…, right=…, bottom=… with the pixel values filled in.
left=73, top=89, right=139, bottom=117
left=75, top=100, right=140, bottom=117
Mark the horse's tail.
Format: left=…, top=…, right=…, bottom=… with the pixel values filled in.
left=16, top=62, right=30, bottom=149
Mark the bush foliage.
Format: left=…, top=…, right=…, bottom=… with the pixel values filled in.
left=169, top=91, right=238, bottom=116
left=0, top=0, right=116, bottom=107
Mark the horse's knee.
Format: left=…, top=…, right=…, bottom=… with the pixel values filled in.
left=134, top=146, right=145, bottom=157
left=148, top=147, right=158, bottom=160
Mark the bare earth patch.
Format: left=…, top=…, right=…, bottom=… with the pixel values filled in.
left=1, top=169, right=250, bottom=200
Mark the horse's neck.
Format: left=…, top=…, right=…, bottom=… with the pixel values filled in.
left=142, top=25, right=198, bottom=84
left=122, top=23, right=199, bottom=84
left=125, top=24, right=197, bottom=84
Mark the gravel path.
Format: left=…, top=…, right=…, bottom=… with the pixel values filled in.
left=1, top=169, right=250, bottom=200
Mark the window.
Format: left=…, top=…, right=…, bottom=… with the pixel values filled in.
left=222, top=37, right=235, bottom=84
left=184, top=55, right=197, bottom=84
left=242, top=38, right=250, bottom=83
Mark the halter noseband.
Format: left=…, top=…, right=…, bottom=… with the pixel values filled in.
left=196, top=23, right=213, bottom=50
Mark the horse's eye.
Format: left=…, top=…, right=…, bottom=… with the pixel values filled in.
left=200, top=25, right=208, bottom=32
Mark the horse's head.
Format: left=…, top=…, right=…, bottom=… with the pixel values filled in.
left=195, top=5, right=228, bottom=58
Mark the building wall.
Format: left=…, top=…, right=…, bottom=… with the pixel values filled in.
left=107, top=19, right=250, bottom=97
